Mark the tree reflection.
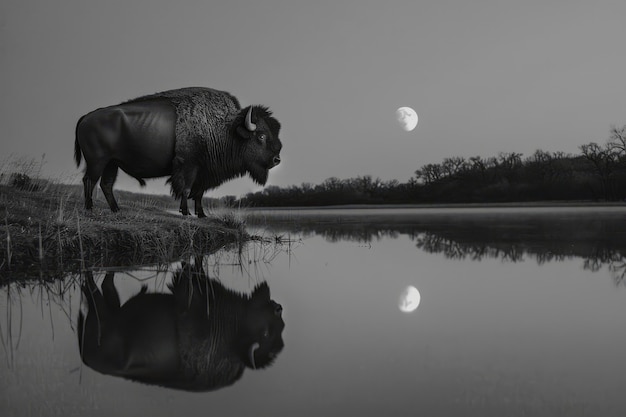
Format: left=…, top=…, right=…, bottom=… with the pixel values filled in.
left=255, top=210, right=626, bottom=286
left=610, top=260, right=626, bottom=286
left=414, top=232, right=525, bottom=262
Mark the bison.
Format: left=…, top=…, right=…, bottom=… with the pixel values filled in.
left=77, top=262, right=285, bottom=391
left=74, top=87, right=283, bottom=217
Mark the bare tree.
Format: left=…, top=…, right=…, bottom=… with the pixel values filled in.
left=415, top=163, right=444, bottom=185
left=441, top=156, right=468, bottom=178
left=580, top=142, right=619, bottom=200
left=607, top=125, right=626, bottom=156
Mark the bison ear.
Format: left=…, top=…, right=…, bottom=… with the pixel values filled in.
left=236, top=125, right=253, bottom=139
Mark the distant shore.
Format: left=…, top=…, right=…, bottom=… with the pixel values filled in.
left=242, top=201, right=626, bottom=228
left=245, top=200, right=626, bottom=211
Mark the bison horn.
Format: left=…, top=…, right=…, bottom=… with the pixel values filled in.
left=245, top=106, right=257, bottom=132
left=249, top=342, right=260, bottom=369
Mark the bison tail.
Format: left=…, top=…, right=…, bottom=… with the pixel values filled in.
left=74, top=115, right=86, bottom=167
left=74, top=137, right=82, bottom=167
left=133, top=176, right=146, bottom=187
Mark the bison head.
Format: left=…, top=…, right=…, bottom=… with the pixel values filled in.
left=237, top=282, right=285, bottom=369
left=235, top=105, right=282, bottom=186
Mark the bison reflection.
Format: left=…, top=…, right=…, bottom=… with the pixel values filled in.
left=78, top=264, right=285, bottom=391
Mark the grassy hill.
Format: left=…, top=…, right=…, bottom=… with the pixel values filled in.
left=0, top=181, right=248, bottom=282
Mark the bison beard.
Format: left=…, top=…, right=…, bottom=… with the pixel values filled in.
left=247, top=161, right=270, bottom=186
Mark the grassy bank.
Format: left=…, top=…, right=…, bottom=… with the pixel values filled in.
left=0, top=183, right=249, bottom=282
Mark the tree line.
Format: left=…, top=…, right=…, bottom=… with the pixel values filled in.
left=233, top=125, right=626, bottom=207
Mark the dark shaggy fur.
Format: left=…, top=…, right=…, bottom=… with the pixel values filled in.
left=125, top=87, right=242, bottom=198
left=123, top=87, right=282, bottom=204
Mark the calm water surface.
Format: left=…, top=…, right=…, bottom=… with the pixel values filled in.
left=2, top=207, right=626, bottom=416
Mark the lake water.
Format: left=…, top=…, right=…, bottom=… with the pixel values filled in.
left=2, top=207, right=626, bottom=416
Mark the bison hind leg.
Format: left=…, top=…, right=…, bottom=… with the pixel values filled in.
left=82, top=175, right=97, bottom=210
left=100, top=162, right=120, bottom=212
left=102, top=272, right=121, bottom=312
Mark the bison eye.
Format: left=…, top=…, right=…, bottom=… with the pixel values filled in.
left=258, top=133, right=267, bottom=143
left=262, top=329, right=270, bottom=339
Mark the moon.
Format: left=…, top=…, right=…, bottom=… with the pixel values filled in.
left=396, top=107, right=418, bottom=132
left=398, top=285, right=421, bottom=313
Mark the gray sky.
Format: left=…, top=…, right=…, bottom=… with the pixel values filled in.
left=2, top=0, right=626, bottom=197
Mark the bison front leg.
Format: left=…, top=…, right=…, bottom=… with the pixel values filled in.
left=179, top=196, right=191, bottom=216
left=194, top=196, right=207, bottom=218
left=179, top=186, right=196, bottom=216
left=175, top=164, right=199, bottom=216
left=195, top=201, right=206, bottom=218
left=180, top=195, right=206, bottom=218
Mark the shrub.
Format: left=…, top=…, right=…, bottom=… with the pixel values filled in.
left=10, top=173, right=39, bottom=191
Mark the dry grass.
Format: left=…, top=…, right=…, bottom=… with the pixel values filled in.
left=0, top=183, right=250, bottom=283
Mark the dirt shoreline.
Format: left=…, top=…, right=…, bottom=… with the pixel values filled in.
left=0, top=185, right=247, bottom=281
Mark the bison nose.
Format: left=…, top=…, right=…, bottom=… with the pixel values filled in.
left=274, top=303, right=283, bottom=316
left=272, top=156, right=281, bottom=167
